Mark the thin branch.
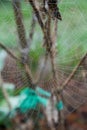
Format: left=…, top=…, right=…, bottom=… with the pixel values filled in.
left=51, top=19, right=58, bottom=81
left=0, top=73, right=12, bottom=110
left=43, top=3, right=64, bottom=129
left=24, top=64, right=35, bottom=88
left=48, top=17, right=57, bottom=81
left=61, top=52, right=87, bottom=90
left=0, top=42, right=19, bottom=61
left=12, top=0, right=35, bottom=88
left=36, top=52, right=48, bottom=84
left=28, top=0, right=44, bottom=32
left=12, top=0, right=28, bottom=49
left=28, top=14, right=36, bottom=46
left=52, top=19, right=58, bottom=46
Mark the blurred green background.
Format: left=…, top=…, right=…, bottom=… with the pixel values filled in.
left=0, top=0, right=87, bottom=128
left=0, top=0, right=87, bottom=66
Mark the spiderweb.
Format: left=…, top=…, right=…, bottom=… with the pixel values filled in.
left=0, top=0, right=87, bottom=123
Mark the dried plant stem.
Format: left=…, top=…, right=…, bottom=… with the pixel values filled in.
left=28, top=0, right=44, bottom=32
left=57, top=95, right=65, bottom=130
left=0, top=42, right=19, bottom=61
left=29, top=14, right=36, bottom=45
left=46, top=12, right=65, bottom=130
left=37, top=52, right=48, bottom=84
left=0, top=73, right=12, bottom=110
left=44, top=10, right=64, bottom=130
left=50, top=52, right=57, bottom=79
left=52, top=19, right=58, bottom=45
left=12, top=0, right=27, bottom=49
left=0, top=74, right=21, bottom=130
left=61, top=52, right=87, bottom=90
left=24, top=64, right=35, bottom=88
left=45, top=15, right=57, bottom=79
left=12, top=0, right=35, bottom=88
left=49, top=19, right=65, bottom=130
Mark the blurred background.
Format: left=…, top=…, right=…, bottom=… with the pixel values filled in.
left=0, top=0, right=87, bottom=130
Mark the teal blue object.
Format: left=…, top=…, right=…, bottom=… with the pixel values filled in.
left=19, top=88, right=49, bottom=113
left=38, top=96, right=48, bottom=107
left=20, top=87, right=36, bottom=96
left=36, top=87, right=51, bottom=97
left=19, top=88, right=38, bottom=113
left=56, top=100, right=64, bottom=111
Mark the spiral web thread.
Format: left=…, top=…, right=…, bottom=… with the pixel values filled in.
left=0, top=0, right=87, bottom=121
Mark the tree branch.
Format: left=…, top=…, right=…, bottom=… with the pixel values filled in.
left=0, top=42, right=19, bottom=61
left=0, top=73, right=12, bottom=110
left=12, top=0, right=35, bottom=89
left=28, top=0, right=44, bottom=32
left=12, top=0, right=28, bottom=49
left=29, top=14, right=36, bottom=46
left=58, top=52, right=87, bottom=92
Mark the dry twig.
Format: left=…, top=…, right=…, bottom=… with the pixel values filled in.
left=12, top=0, right=35, bottom=88
left=61, top=52, right=87, bottom=90
left=0, top=42, right=19, bottom=61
